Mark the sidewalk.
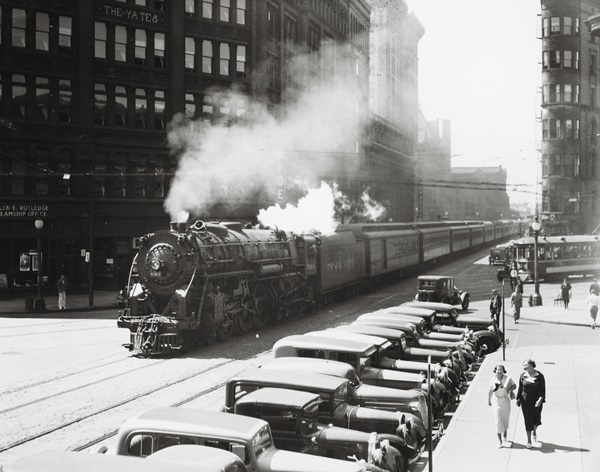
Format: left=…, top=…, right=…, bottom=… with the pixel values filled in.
left=0, top=290, right=118, bottom=315
left=417, top=278, right=600, bottom=472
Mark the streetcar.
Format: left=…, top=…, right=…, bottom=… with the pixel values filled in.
left=512, top=235, right=600, bottom=281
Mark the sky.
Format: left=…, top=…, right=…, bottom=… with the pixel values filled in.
left=405, top=0, right=542, bottom=208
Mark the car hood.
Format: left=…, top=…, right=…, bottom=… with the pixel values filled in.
left=455, top=316, right=494, bottom=328
left=354, top=383, right=424, bottom=402
left=258, top=448, right=366, bottom=472
left=360, top=366, right=424, bottom=388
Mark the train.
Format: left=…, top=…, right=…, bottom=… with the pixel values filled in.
left=117, top=219, right=523, bottom=355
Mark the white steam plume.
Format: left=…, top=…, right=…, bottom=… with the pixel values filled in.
left=164, top=40, right=367, bottom=223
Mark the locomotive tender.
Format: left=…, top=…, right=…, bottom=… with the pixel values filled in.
left=118, top=219, right=521, bottom=355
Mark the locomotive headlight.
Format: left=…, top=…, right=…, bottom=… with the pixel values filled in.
left=150, top=258, right=162, bottom=271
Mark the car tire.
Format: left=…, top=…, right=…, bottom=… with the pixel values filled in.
left=461, top=296, right=470, bottom=310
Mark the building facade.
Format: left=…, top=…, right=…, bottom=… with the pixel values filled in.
left=540, top=0, right=600, bottom=233
left=0, top=0, right=380, bottom=291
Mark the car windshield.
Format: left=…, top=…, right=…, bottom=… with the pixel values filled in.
left=300, top=403, right=320, bottom=434
left=333, top=383, right=348, bottom=409
left=252, top=425, right=273, bottom=459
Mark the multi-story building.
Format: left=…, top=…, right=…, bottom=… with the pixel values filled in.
left=540, top=0, right=600, bottom=233
left=0, top=0, right=372, bottom=292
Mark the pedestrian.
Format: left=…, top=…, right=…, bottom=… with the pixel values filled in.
left=57, top=274, right=69, bottom=310
left=589, top=278, right=600, bottom=295
left=585, top=289, right=600, bottom=329
left=489, top=289, right=502, bottom=326
left=510, top=287, right=523, bottom=324
left=560, top=277, right=572, bottom=309
left=516, top=359, right=546, bottom=449
left=488, top=364, right=516, bottom=448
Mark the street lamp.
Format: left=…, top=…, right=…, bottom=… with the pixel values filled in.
left=531, top=217, right=542, bottom=306
left=34, top=219, right=46, bottom=311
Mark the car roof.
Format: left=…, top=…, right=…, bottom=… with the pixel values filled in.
left=417, top=275, right=453, bottom=281
left=120, top=408, right=267, bottom=441
left=260, top=357, right=359, bottom=379
left=235, top=387, right=321, bottom=409
left=304, top=330, right=390, bottom=348
left=274, top=334, right=378, bottom=355
left=228, top=367, right=348, bottom=390
left=0, top=451, right=199, bottom=472
left=337, top=324, right=407, bottom=340
left=401, top=301, right=456, bottom=311
left=378, top=306, right=436, bottom=316
left=147, top=445, right=247, bottom=470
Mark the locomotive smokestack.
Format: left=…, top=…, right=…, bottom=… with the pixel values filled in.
left=170, top=221, right=188, bottom=232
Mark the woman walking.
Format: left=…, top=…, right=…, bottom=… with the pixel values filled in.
left=488, top=364, right=516, bottom=448
left=585, top=289, right=600, bottom=329
left=516, top=359, right=546, bottom=448
left=560, top=278, right=572, bottom=309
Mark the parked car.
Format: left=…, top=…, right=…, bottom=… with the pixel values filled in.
left=92, top=407, right=367, bottom=472
left=399, top=301, right=503, bottom=354
left=272, top=333, right=449, bottom=419
left=414, top=276, right=470, bottom=310
left=147, top=445, right=248, bottom=472
left=223, top=368, right=424, bottom=465
left=0, top=450, right=202, bottom=472
left=232, top=387, right=405, bottom=472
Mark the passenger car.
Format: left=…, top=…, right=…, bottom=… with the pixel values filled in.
left=92, top=407, right=367, bottom=472
left=232, top=387, right=405, bottom=472
left=414, top=276, right=470, bottom=310
left=399, top=301, right=502, bottom=354
left=0, top=450, right=205, bottom=472
left=223, top=368, right=424, bottom=464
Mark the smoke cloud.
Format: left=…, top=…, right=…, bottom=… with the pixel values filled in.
left=164, top=40, right=368, bottom=232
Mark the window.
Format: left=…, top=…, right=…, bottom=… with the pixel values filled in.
left=549, top=119, right=559, bottom=139
left=185, top=93, right=196, bottom=119
left=575, top=155, right=580, bottom=177
left=202, top=95, right=214, bottom=121
left=58, top=79, right=72, bottom=123
left=12, top=8, right=26, bottom=48
left=549, top=50, right=560, bottom=68
left=267, top=53, right=280, bottom=90
left=0, top=72, right=3, bottom=116
left=549, top=84, right=559, bottom=102
left=154, top=90, right=166, bottom=129
left=113, top=163, right=127, bottom=197
left=284, top=16, right=297, bottom=48
left=134, top=162, right=147, bottom=197
left=592, top=86, right=596, bottom=108
left=564, top=17, right=573, bottom=35
left=58, top=16, right=72, bottom=53
left=542, top=154, right=548, bottom=175
left=542, top=17, right=549, bottom=37
left=564, top=50, right=573, bottom=68
left=202, top=40, right=213, bottom=73
left=220, top=0, right=230, bottom=22
left=136, top=0, right=147, bottom=5
left=35, top=76, right=50, bottom=120
left=236, top=45, right=246, bottom=79
left=185, top=37, right=195, bottom=70
left=267, top=4, right=279, bottom=40
left=185, top=0, right=195, bottom=16
left=115, top=85, right=128, bottom=126
left=550, top=17, right=560, bottom=35
left=152, top=164, right=165, bottom=197
left=219, top=43, right=230, bottom=76
left=236, top=0, right=246, bottom=25
left=94, top=83, right=107, bottom=125
left=12, top=74, right=26, bottom=118
left=135, top=29, right=147, bottom=65
left=115, top=26, right=127, bottom=62
left=542, top=51, right=548, bottom=70
left=154, top=32, right=166, bottom=68
left=565, top=119, right=574, bottom=138
left=574, top=84, right=580, bottom=103
left=0, top=7, right=2, bottom=46
left=95, top=22, right=107, bottom=58
left=135, top=88, right=147, bottom=128
left=36, top=13, right=50, bottom=51
left=564, top=84, right=572, bottom=102
left=94, top=161, right=107, bottom=197
left=154, top=0, right=166, bottom=12
left=203, top=0, right=213, bottom=18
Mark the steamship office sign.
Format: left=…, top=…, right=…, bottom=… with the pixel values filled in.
left=0, top=204, right=53, bottom=219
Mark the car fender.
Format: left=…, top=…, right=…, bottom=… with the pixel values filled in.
left=258, top=448, right=367, bottom=472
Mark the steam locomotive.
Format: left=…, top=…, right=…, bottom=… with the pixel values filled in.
left=117, top=219, right=522, bottom=355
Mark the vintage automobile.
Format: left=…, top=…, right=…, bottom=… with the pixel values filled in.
left=350, top=315, right=473, bottom=370
left=232, top=387, right=406, bottom=472
left=91, top=407, right=367, bottom=472
left=0, top=450, right=208, bottom=472
left=399, top=301, right=503, bottom=354
left=414, top=276, right=470, bottom=310
left=272, top=333, right=449, bottom=418
left=146, top=445, right=248, bottom=472
left=223, top=368, right=424, bottom=464
left=335, top=324, right=462, bottom=393
left=489, top=243, right=513, bottom=265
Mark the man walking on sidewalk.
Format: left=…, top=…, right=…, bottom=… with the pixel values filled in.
left=510, top=288, right=523, bottom=324
left=57, top=274, right=69, bottom=310
left=490, top=289, right=502, bottom=326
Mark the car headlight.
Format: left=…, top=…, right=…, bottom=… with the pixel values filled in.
left=409, top=401, right=421, bottom=412
left=150, top=258, right=162, bottom=271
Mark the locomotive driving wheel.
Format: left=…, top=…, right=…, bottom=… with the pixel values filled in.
left=233, top=304, right=252, bottom=336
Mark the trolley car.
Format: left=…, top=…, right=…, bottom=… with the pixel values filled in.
left=513, top=235, right=600, bottom=281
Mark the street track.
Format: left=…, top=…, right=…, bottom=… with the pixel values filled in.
left=0, top=245, right=505, bottom=464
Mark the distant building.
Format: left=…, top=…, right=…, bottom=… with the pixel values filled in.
left=541, top=0, right=600, bottom=233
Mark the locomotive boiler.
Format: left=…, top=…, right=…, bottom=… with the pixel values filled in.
left=118, top=220, right=321, bottom=355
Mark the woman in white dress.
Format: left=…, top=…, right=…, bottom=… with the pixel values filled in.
left=488, top=364, right=516, bottom=447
